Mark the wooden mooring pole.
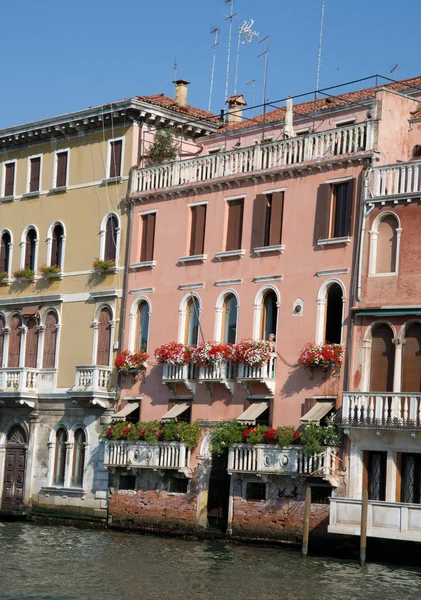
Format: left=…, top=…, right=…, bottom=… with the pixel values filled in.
left=360, top=489, right=368, bottom=567
left=302, top=486, right=312, bottom=558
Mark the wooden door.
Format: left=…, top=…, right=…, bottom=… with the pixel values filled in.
left=96, top=308, right=112, bottom=366
left=2, top=447, right=26, bottom=509
left=207, top=451, right=230, bottom=532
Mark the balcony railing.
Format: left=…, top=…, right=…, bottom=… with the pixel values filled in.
left=132, top=122, right=372, bottom=194
left=368, top=160, right=421, bottom=200
left=74, top=366, right=112, bottom=392
left=0, top=367, right=56, bottom=393
left=198, top=360, right=235, bottom=395
left=162, top=363, right=196, bottom=394
left=237, top=355, right=276, bottom=394
left=329, top=498, right=421, bottom=542
left=228, top=444, right=339, bottom=479
left=341, top=392, right=421, bottom=428
left=104, top=440, right=191, bottom=471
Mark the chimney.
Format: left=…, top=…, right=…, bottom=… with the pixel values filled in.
left=283, top=97, right=296, bottom=139
left=173, top=79, right=190, bottom=107
left=226, top=94, right=247, bottom=125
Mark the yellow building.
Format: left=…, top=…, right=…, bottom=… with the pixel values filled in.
left=0, top=83, right=217, bottom=520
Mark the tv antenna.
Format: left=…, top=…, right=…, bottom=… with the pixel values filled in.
left=258, top=35, right=270, bottom=139
left=315, top=0, right=325, bottom=95
left=247, top=79, right=256, bottom=115
left=224, top=0, right=236, bottom=102
left=208, top=28, right=220, bottom=112
left=390, top=64, right=399, bottom=80
left=173, top=56, right=178, bottom=82
left=234, top=19, right=259, bottom=95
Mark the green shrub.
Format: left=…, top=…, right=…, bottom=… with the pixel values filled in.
left=209, top=420, right=244, bottom=455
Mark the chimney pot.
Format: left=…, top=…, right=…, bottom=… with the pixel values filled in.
left=173, top=79, right=190, bottom=107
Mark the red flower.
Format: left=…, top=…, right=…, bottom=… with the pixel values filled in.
left=121, top=427, right=130, bottom=438
left=264, top=428, right=276, bottom=442
left=243, top=429, right=251, bottom=439
left=292, top=431, right=301, bottom=442
left=106, top=427, right=113, bottom=438
left=139, top=429, right=146, bottom=437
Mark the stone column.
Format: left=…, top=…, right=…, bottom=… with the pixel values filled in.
left=392, top=338, right=404, bottom=393
left=386, top=450, right=398, bottom=502
left=64, top=442, right=74, bottom=488
left=23, top=412, right=40, bottom=505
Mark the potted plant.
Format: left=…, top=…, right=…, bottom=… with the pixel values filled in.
left=92, top=258, right=116, bottom=272
left=154, top=341, right=192, bottom=365
left=298, top=342, right=343, bottom=376
left=0, top=271, right=8, bottom=283
left=39, top=264, right=61, bottom=278
left=115, top=350, right=149, bottom=373
left=191, top=341, right=233, bottom=367
left=13, top=268, right=35, bottom=280
left=234, top=339, right=273, bottom=367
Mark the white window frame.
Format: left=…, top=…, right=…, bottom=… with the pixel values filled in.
left=214, top=289, right=240, bottom=343
left=128, top=296, right=152, bottom=352
left=99, top=212, right=121, bottom=265
left=92, top=303, right=116, bottom=367
left=178, top=292, right=202, bottom=344
left=106, top=137, right=125, bottom=179
left=252, top=285, right=280, bottom=342
left=52, top=148, right=70, bottom=189
left=2, top=160, right=17, bottom=198
left=0, top=229, right=13, bottom=280
left=26, top=154, right=42, bottom=194
left=368, top=211, right=402, bottom=277
left=315, top=279, right=346, bottom=345
left=19, top=224, right=39, bottom=271
left=46, top=221, right=67, bottom=270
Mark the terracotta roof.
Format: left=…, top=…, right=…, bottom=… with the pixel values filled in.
left=222, top=75, right=421, bottom=132
left=412, top=107, right=421, bottom=119
left=136, top=93, right=217, bottom=123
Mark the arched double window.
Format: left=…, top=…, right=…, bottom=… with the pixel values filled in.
left=316, top=281, right=345, bottom=345
left=96, top=307, right=112, bottom=366
left=102, top=214, right=119, bottom=262
left=72, top=429, right=86, bottom=487
left=24, top=227, right=37, bottom=271
left=54, top=428, right=68, bottom=486
left=49, top=223, right=65, bottom=269
left=370, top=323, right=395, bottom=392
left=0, top=230, right=11, bottom=276
left=136, top=301, right=150, bottom=351
left=369, top=213, right=401, bottom=276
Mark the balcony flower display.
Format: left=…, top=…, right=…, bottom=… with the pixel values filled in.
left=234, top=339, right=273, bottom=367
left=192, top=341, right=234, bottom=367
left=92, top=258, right=116, bottom=272
left=209, top=420, right=302, bottom=454
left=0, top=271, right=8, bottom=283
left=298, top=342, right=344, bottom=375
left=13, top=268, right=35, bottom=280
left=39, top=264, right=61, bottom=277
left=154, top=342, right=192, bottom=366
left=102, top=419, right=201, bottom=448
left=115, top=350, right=149, bottom=373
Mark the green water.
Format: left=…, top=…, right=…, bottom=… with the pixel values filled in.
left=0, top=523, right=420, bottom=599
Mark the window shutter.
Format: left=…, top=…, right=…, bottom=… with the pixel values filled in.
left=370, top=324, right=395, bottom=392
left=226, top=199, right=244, bottom=251
left=56, top=152, right=68, bottom=188
left=29, top=157, right=41, bottom=193
left=104, top=216, right=117, bottom=261
left=8, top=316, right=21, bottom=368
left=314, top=183, right=331, bottom=241
left=96, top=308, right=112, bottom=366
left=43, top=312, right=58, bottom=368
left=0, top=233, right=8, bottom=272
left=396, top=452, right=402, bottom=502
left=4, top=163, right=15, bottom=196
left=141, top=213, right=156, bottom=262
left=402, top=324, right=421, bottom=392
left=24, top=318, right=39, bottom=369
left=51, top=228, right=59, bottom=267
left=251, top=194, right=268, bottom=249
left=25, top=229, right=36, bottom=270
left=269, top=191, right=284, bottom=246
left=110, top=140, right=122, bottom=178
left=344, top=178, right=355, bottom=237
left=190, top=205, right=206, bottom=256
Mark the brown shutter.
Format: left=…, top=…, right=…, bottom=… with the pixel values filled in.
left=8, top=315, right=21, bottom=368
left=96, top=308, right=112, bottom=366
left=314, top=183, right=331, bottom=242
left=251, top=194, right=268, bottom=249
left=269, top=191, right=284, bottom=246
left=29, top=157, right=41, bottom=192
left=109, top=140, right=122, bottom=178
left=104, top=216, right=117, bottom=261
left=344, top=178, right=355, bottom=237
left=4, top=163, right=15, bottom=197
left=141, top=213, right=156, bottom=262
left=190, top=205, right=206, bottom=256
left=25, top=229, right=36, bottom=270
left=402, top=324, right=421, bottom=392
left=56, top=152, right=68, bottom=187
left=0, top=232, right=10, bottom=273
left=51, top=227, right=59, bottom=267
left=370, top=324, right=395, bottom=392
left=24, top=318, right=39, bottom=368
left=43, top=312, right=58, bottom=368
left=362, top=450, right=369, bottom=493
left=0, top=316, right=5, bottom=367
left=226, top=199, right=244, bottom=251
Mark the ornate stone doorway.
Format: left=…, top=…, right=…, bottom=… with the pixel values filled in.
left=2, top=426, right=27, bottom=510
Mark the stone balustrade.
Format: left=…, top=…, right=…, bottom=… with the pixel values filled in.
left=104, top=440, right=191, bottom=471
left=74, top=366, right=112, bottom=392
left=368, top=160, right=421, bottom=200
left=341, top=392, right=421, bottom=428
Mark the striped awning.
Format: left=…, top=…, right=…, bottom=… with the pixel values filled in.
left=111, top=403, right=139, bottom=422
left=161, top=401, right=191, bottom=422
left=237, top=401, right=269, bottom=425
left=300, top=401, right=334, bottom=425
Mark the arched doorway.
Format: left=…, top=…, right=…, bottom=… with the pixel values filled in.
left=2, top=425, right=27, bottom=509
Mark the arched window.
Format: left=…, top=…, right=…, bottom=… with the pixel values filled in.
left=324, top=283, right=343, bottom=344
left=8, top=314, right=21, bottom=368
left=0, top=315, right=5, bottom=367
left=136, top=301, right=150, bottom=351
left=261, top=290, right=278, bottom=341
left=24, top=228, right=37, bottom=271
left=96, top=307, right=112, bottom=366
left=222, top=294, right=238, bottom=343
left=43, top=311, right=58, bottom=368
left=54, top=428, right=67, bottom=486
left=0, top=231, right=11, bottom=275
left=7, top=425, right=27, bottom=445
left=104, top=215, right=118, bottom=261
left=402, top=323, right=421, bottom=392
left=185, top=298, right=200, bottom=346
left=376, top=215, right=398, bottom=274
left=72, top=429, right=86, bottom=488
left=50, top=223, right=64, bottom=269
left=370, top=324, right=395, bottom=392
left=24, top=317, right=38, bottom=368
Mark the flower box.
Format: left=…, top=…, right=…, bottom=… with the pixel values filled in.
left=154, top=342, right=193, bottom=366
left=115, top=350, right=149, bottom=373
left=234, top=339, right=273, bottom=367
left=0, top=271, right=8, bottom=283
left=191, top=341, right=234, bottom=367
left=298, top=342, right=343, bottom=375
left=13, top=268, right=35, bottom=280
left=92, top=258, right=116, bottom=272
left=39, top=264, right=61, bottom=277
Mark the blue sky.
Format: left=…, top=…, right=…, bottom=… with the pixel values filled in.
left=1, top=0, right=419, bottom=128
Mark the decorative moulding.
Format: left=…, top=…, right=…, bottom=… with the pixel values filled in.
left=178, top=254, right=207, bottom=264
left=48, top=186, right=67, bottom=195
left=253, top=244, right=285, bottom=256
left=129, top=288, right=154, bottom=295
left=316, top=268, right=349, bottom=277
left=215, top=279, right=243, bottom=287
left=130, top=261, right=156, bottom=270
left=214, top=249, right=245, bottom=260
left=178, top=283, right=204, bottom=291
left=252, top=275, right=283, bottom=284
left=317, top=236, right=351, bottom=247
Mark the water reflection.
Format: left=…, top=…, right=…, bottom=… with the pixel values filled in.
left=0, top=523, right=420, bottom=600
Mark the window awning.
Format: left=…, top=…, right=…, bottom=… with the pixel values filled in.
left=21, top=306, right=39, bottom=318
left=237, top=401, right=269, bottom=425
left=300, top=401, right=335, bottom=425
left=111, top=402, right=139, bottom=422
left=161, top=401, right=191, bottom=422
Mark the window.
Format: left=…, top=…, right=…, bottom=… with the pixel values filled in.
left=0, top=231, right=11, bottom=276
left=54, top=428, right=68, bottom=486
left=104, top=215, right=118, bottom=262
left=402, top=323, right=421, bottom=393
left=363, top=450, right=386, bottom=501
left=324, top=283, right=343, bottom=344
left=370, top=324, right=395, bottom=392
left=0, top=316, right=5, bottom=367
left=189, top=204, right=207, bottom=256
left=24, top=317, right=39, bottom=369
left=28, top=157, right=41, bottom=193
left=119, top=474, right=136, bottom=490
left=8, top=315, right=22, bottom=368
left=50, top=223, right=64, bottom=269
left=185, top=297, right=200, bottom=346
left=399, top=453, right=421, bottom=504
left=163, top=401, right=192, bottom=423
left=55, top=151, right=68, bottom=188
left=96, top=307, right=112, bottom=366
left=310, top=485, right=332, bottom=505
left=246, top=482, right=266, bottom=501
left=136, top=301, right=150, bottom=351
left=221, top=294, right=238, bottom=344
left=24, top=228, right=37, bottom=271
left=375, top=215, right=399, bottom=274
left=3, top=162, right=15, bottom=197
left=140, top=213, right=156, bottom=262
left=72, top=429, right=86, bottom=487
left=252, top=192, right=284, bottom=249
left=109, top=139, right=123, bottom=178
left=43, top=311, right=58, bottom=369
left=169, top=478, right=189, bottom=494
left=261, top=290, right=278, bottom=341
left=226, top=198, right=244, bottom=251
left=315, top=180, right=354, bottom=241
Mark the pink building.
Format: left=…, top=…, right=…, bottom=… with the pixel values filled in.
left=106, top=76, right=421, bottom=542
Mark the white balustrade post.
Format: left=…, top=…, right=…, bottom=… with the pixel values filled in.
left=64, top=442, right=73, bottom=488
left=2, top=327, right=10, bottom=369
left=393, top=338, right=404, bottom=419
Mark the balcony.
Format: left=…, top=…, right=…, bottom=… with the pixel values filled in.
left=70, top=366, right=114, bottom=407
left=0, top=368, right=57, bottom=407
left=367, top=160, right=421, bottom=201
left=198, top=360, right=235, bottom=395
left=329, top=497, right=421, bottom=542
left=104, top=440, right=191, bottom=473
left=228, top=444, right=339, bottom=484
left=237, top=355, right=276, bottom=394
left=341, top=393, right=421, bottom=429
left=132, top=122, right=372, bottom=195
left=162, top=363, right=196, bottom=395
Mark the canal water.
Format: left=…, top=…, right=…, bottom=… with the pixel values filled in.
left=0, top=523, right=421, bottom=600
